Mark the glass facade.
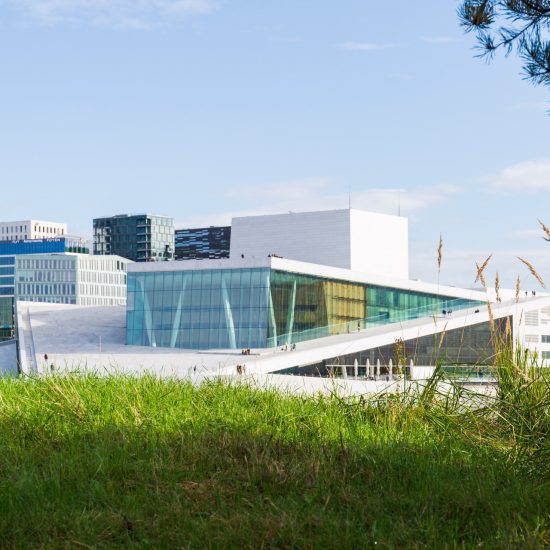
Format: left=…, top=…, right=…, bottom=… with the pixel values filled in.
left=175, top=226, right=231, bottom=260
left=94, top=214, right=174, bottom=262
left=0, top=297, right=14, bottom=340
left=127, top=267, right=481, bottom=350
left=272, top=319, right=510, bottom=378
left=0, top=237, right=89, bottom=256
left=0, top=257, right=15, bottom=341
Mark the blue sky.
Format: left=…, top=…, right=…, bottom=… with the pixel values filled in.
left=0, top=0, right=549, bottom=288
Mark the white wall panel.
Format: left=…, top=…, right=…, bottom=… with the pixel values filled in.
left=349, top=210, right=408, bottom=278
left=230, top=208, right=408, bottom=278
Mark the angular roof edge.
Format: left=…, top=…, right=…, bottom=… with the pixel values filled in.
left=128, top=256, right=487, bottom=302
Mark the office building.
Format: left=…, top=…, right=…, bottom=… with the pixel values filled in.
left=175, top=226, right=231, bottom=260
left=93, top=214, right=175, bottom=262
left=0, top=220, right=67, bottom=241
left=16, top=254, right=130, bottom=306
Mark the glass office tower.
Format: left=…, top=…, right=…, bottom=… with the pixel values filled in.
left=175, top=226, right=231, bottom=260
left=93, top=214, right=174, bottom=262
left=126, top=267, right=480, bottom=350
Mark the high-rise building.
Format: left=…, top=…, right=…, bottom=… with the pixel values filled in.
left=0, top=220, right=67, bottom=241
left=175, top=226, right=231, bottom=260
left=93, top=214, right=175, bottom=263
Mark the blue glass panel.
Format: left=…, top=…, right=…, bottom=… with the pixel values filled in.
left=127, top=274, right=137, bottom=292
left=0, top=257, right=15, bottom=266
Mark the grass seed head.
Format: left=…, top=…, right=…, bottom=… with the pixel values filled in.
left=517, top=257, right=546, bottom=289
left=474, top=254, right=492, bottom=287
left=539, top=219, right=550, bottom=242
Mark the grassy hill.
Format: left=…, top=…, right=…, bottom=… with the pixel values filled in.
left=0, top=373, right=548, bottom=548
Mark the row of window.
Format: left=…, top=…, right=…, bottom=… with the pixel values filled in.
left=17, top=283, right=126, bottom=298
left=17, top=258, right=126, bottom=271
left=525, top=334, right=550, bottom=343
left=17, top=259, right=75, bottom=270
left=18, top=283, right=77, bottom=296
left=18, top=271, right=77, bottom=283
left=79, top=284, right=126, bottom=297
left=0, top=224, right=65, bottom=240
left=24, top=296, right=76, bottom=305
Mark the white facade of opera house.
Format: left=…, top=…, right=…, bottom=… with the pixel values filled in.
left=127, top=208, right=444, bottom=350
left=12, top=208, right=550, bottom=381
left=125, top=208, right=550, bottom=368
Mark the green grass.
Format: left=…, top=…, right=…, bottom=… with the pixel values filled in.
left=0, top=374, right=548, bottom=548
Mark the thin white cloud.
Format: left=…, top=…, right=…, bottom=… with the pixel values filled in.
left=481, top=158, right=550, bottom=192
left=339, top=41, right=394, bottom=51
left=508, top=228, right=544, bottom=240
left=420, top=36, right=459, bottom=44
left=178, top=178, right=459, bottom=228
left=6, top=0, right=218, bottom=28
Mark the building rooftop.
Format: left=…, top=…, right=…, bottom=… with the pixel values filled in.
left=94, top=214, right=174, bottom=220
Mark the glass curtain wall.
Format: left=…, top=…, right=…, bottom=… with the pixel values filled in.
left=267, top=270, right=478, bottom=346
left=127, top=268, right=270, bottom=349
left=0, top=256, right=15, bottom=341
left=127, top=267, right=480, bottom=350
left=272, top=318, right=510, bottom=378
